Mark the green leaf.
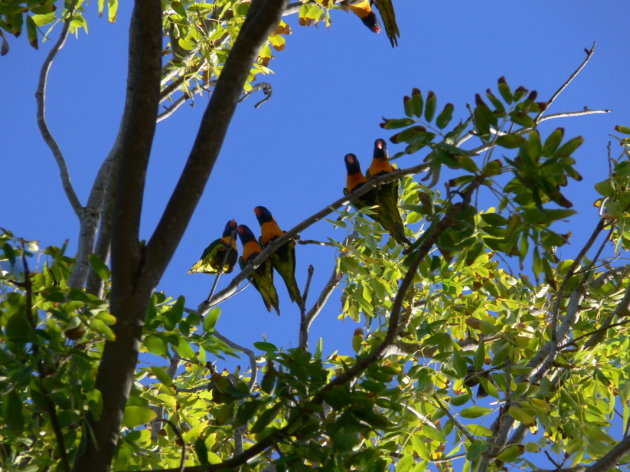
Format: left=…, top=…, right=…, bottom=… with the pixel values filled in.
left=4, top=390, right=24, bottom=436
left=149, top=366, right=173, bottom=387
left=508, top=406, right=536, bottom=426
left=542, top=128, right=564, bottom=156
left=436, top=103, right=454, bottom=129
left=26, top=15, right=37, bottom=49
left=203, top=307, right=221, bottom=331
left=497, top=77, right=513, bottom=104
left=172, top=338, right=195, bottom=359
left=250, top=403, right=281, bottom=434
left=553, top=136, right=584, bottom=157
left=144, top=334, right=167, bottom=356
left=496, top=444, right=525, bottom=462
left=424, top=91, right=437, bottom=122
left=89, top=254, right=111, bottom=280
left=460, top=406, right=492, bottom=418
left=122, top=405, right=157, bottom=428
left=380, top=117, right=415, bottom=129
left=5, top=312, right=34, bottom=343
left=466, top=440, right=489, bottom=461
left=409, top=88, right=423, bottom=117
left=254, top=341, right=277, bottom=352
left=614, top=125, right=630, bottom=135
left=496, top=134, right=525, bottom=149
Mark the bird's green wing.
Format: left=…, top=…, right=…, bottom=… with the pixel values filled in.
left=250, top=260, right=280, bottom=315
left=189, top=239, right=236, bottom=274
left=271, top=240, right=303, bottom=310
left=373, top=0, right=399, bottom=47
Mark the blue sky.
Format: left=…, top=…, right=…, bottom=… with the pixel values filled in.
left=2, top=0, right=630, bottom=366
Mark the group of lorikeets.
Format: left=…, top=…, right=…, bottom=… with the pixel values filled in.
left=189, top=138, right=410, bottom=314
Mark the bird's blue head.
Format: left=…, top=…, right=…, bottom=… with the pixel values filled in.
left=237, top=224, right=256, bottom=244
left=344, top=153, right=362, bottom=175
left=222, top=219, right=237, bottom=237
left=373, top=138, right=388, bottom=159
left=254, top=206, right=274, bottom=224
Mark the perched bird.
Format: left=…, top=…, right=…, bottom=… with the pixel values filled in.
left=342, top=0, right=400, bottom=47
left=366, top=138, right=411, bottom=246
left=344, top=153, right=377, bottom=208
left=189, top=219, right=238, bottom=274
left=237, top=224, right=280, bottom=315
left=254, top=206, right=304, bottom=310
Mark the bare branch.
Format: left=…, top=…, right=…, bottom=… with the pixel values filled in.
left=35, top=0, right=83, bottom=218
left=213, top=329, right=258, bottom=390
left=535, top=43, right=597, bottom=123
left=432, top=394, right=475, bottom=443
left=300, top=264, right=341, bottom=349
left=238, top=82, right=272, bottom=108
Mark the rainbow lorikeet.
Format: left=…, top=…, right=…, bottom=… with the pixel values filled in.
left=342, top=0, right=400, bottom=47
left=366, top=138, right=411, bottom=246
left=237, top=224, right=280, bottom=315
left=189, top=219, right=238, bottom=274
left=254, top=206, right=303, bottom=310
left=344, top=153, right=378, bottom=208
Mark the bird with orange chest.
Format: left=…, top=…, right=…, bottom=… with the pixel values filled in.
left=254, top=206, right=303, bottom=311
left=189, top=219, right=238, bottom=275
left=366, top=138, right=412, bottom=247
left=237, top=224, right=280, bottom=315
left=344, top=153, right=378, bottom=209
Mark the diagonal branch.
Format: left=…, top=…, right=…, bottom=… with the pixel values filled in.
left=35, top=0, right=83, bottom=218
left=300, top=263, right=342, bottom=349
left=535, top=43, right=596, bottom=123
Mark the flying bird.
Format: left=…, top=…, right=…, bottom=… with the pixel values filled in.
left=254, top=206, right=303, bottom=310
left=342, top=0, right=400, bottom=47
left=237, top=224, right=280, bottom=315
left=366, top=138, right=412, bottom=246
left=189, top=219, right=238, bottom=274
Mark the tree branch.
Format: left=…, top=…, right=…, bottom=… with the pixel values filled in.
left=300, top=263, right=341, bottom=349
left=35, top=0, right=83, bottom=218
left=585, top=435, right=630, bottom=472
left=73, top=2, right=164, bottom=470
left=535, top=43, right=596, bottom=124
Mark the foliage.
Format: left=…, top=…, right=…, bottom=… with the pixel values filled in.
left=2, top=76, right=630, bottom=470
left=2, top=1, right=630, bottom=471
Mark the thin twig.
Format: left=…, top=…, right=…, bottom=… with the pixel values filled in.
left=296, top=239, right=336, bottom=247
left=299, top=264, right=341, bottom=349
left=35, top=0, right=83, bottom=218
left=432, top=394, right=475, bottom=443
left=535, top=43, right=596, bottom=124
left=156, top=419, right=186, bottom=472
left=238, top=82, right=272, bottom=108
left=213, top=329, right=258, bottom=390
left=461, top=108, right=611, bottom=155
left=301, top=265, right=315, bottom=309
